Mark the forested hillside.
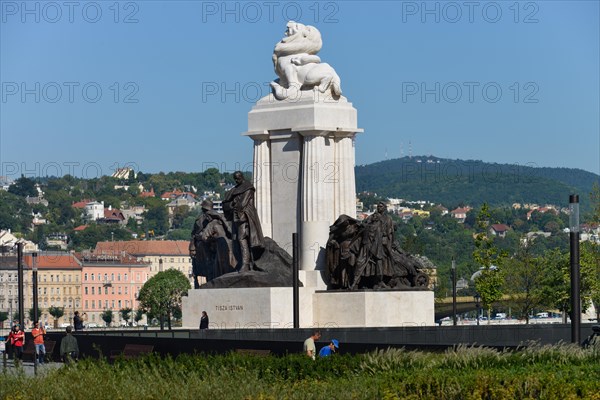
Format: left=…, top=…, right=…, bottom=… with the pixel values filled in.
left=355, top=156, right=599, bottom=209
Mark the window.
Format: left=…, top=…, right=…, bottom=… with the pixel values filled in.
left=43, top=288, right=47, bottom=295
left=85, top=287, right=88, bottom=295
left=84, top=273, right=88, bottom=281
left=111, top=273, right=114, bottom=281
left=124, top=273, right=128, bottom=282
left=91, top=287, right=95, bottom=295
left=170, top=258, right=174, bottom=263
left=98, top=286, right=101, bottom=294
left=69, top=287, right=72, bottom=295
left=63, top=275, right=66, bottom=282
left=104, top=273, right=108, bottom=282
left=51, top=288, right=54, bottom=295
left=50, top=275, right=54, bottom=282
left=118, top=286, right=121, bottom=295
left=136, top=273, right=139, bottom=282
left=57, top=288, right=60, bottom=295
left=125, top=287, right=128, bottom=294
left=112, top=287, right=115, bottom=295
left=92, top=300, right=95, bottom=309
left=117, top=273, right=121, bottom=281
left=91, top=273, right=95, bottom=281
left=104, top=287, right=108, bottom=295
left=85, top=300, right=88, bottom=309
left=105, top=300, right=108, bottom=309
left=118, top=300, right=121, bottom=308
left=111, top=300, right=115, bottom=308
left=69, top=275, right=72, bottom=282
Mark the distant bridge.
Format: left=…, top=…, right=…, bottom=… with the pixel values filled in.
left=435, top=295, right=514, bottom=320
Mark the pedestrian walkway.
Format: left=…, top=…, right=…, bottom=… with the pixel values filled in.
left=1, top=359, right=64, bottom=377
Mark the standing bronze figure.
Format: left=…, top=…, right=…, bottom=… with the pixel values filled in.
left=223, top=171, right=265, bottom=271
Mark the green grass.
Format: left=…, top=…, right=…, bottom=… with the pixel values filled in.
left=2, top=343, right=600, bottom=399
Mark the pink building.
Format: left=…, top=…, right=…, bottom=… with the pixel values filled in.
left=78, top=251, right=150, bottom=326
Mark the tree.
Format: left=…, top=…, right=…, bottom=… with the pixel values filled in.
left=101, top=309, right=114, bottom=327
left=134, top=308, right=144, bottom=325
left=472, top=203, right=507, bottom=322
left=48, top=306, right=65, bottom=328
left=503, top=241, right=547, bottom=323
left=138, top=269, right=191, bottom=330
left=540, top=245, right=599, bottom=322
left=28, top=306, right=42, bottom=323
left=8, top=175, right=37, bottom=197
left=581, top=242, right=600, bottom=321
left=142, top=203, right=169, bottom=236
left=120, top=307, right=132, bottom=326
left=0, top=311, right=8, bottom=329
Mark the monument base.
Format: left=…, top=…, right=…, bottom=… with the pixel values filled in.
left=182, top=288, right=434, bottom=329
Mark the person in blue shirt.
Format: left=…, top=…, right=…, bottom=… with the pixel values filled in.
left=318, top=339, right=339, bottom=357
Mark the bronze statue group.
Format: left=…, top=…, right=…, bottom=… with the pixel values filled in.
left=190, top=172, right=428, bottom=291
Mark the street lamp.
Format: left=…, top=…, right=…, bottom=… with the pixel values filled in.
left=569, top=194, right=581, bottom=344
left=452, top=259, right=457, bottom=326
left=16, top=242, right=24, bottom=328
left=32, top=252, right=38, bottom=324
left=474, top=293, right=481, bottom=326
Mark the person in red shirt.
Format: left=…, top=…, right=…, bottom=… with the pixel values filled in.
left=7, top=324, right=25, bottom=361
left=32, top=321, right=47, bottom=364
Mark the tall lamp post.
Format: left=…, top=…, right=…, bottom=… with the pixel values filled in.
left=474, top=293, right=481, bottom=326
left=17, top=242, right=24, bottom=328
left=452, top=259, right=457, bottom=326
left=32, top=253, right=38, bottom=324
left=569, top=194, right=581, bottom=344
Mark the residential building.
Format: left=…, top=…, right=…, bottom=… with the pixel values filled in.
left=23, top=253, right=82, bottom=328
left=100, top=206, right=126, bottom=225
left=450, top=207, right=471, bottom=223
left=489, top=224, right=510, bottom=238
left=0, top=255, right=32, bottom=326
left=94, top=240, right=194, bottom=285
left=78, top=251, right=150, bottom=326
left=85, top=201, right=105, bottom=221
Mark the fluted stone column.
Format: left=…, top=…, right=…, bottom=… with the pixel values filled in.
left=299, top=133, right=332, bottom=271
left=334, top=134, right=357, bottom=219
left=252, top=136, right=272, bottom=238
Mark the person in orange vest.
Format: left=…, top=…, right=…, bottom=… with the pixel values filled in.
left=32, top=321, right=47, bottom=364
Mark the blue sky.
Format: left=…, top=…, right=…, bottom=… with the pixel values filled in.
left=1, top=0, right=599, bottom=180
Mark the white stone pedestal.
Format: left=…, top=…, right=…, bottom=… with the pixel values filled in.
left=313, top=290, right=435, bottom=328
left=182, top=288, right=435, bottom=329
left=244, top=89, right=362, bottom=277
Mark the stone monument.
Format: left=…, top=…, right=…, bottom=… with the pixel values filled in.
left=182, top=22, right=434, bottom=329
left=244, top=21, right=362, bottom=288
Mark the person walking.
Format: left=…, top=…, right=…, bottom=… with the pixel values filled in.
left=318, top=339, right=339, bottom=358
left=303, top=330, right=321, bottom=360
left=31, top=321, right=47, bottom=364
left=60, top=326, right=79, bottom=363
left=199, top=311, right=209, bottom=329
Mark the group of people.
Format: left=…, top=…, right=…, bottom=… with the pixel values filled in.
left=303, top=330, right=339, bottom=359
left=4, top=319, right=80, bottom=364
left=4, top=321, right=47, bottom=364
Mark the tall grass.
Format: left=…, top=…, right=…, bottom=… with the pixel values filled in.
left=1, top=343, right=600, bottom=399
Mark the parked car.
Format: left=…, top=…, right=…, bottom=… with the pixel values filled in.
left=86, top=323, right=98, bottom=328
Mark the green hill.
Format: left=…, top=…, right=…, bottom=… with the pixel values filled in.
left=355, top=157, right=599, bottom=209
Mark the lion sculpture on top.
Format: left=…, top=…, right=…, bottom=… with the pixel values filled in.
left=271, top=21, right=342, bottom=101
